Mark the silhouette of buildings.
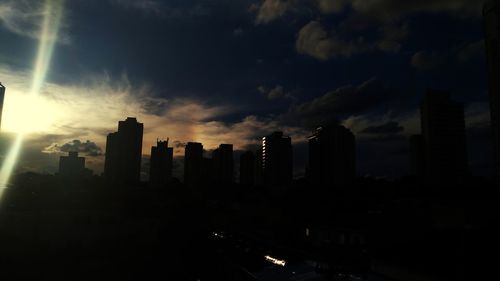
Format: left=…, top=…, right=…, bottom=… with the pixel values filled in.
left=262, top=132, right=293, bottom=188
left=184, top=142, right=203, bottom=187
left=59, top=151, right=87, bottom=178
left=240, top=151, right=255, bottom=186
left=212, top=144, right=234, bottom=184
left=410, top=134, right=425, bottom=179
left=0, top=82, right=5, bottom=130
left=104, top=117, right=144, bottom=186
left=308, top=125, right=356, bottom=187
left=420, top=90, right=467, bottom=184
left=149, top=139, right=173, bottom=187
left=484, top=1, right=500, bottom=185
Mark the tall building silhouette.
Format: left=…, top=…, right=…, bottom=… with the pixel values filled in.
left=484, top=1, right=500, bottom=184
left=0, top=82, right=5, bottom=130
left=212, top=144, right=234, bottom=184
left=104, top=117, right=144, bottom=186
left=59, top=151, right=86, bottom=178
left=262, top=132, right=293, bottom=187
left=410, top=134, right=425, bottom=179
left=149, top=139, right=173, bottom=187
left=308, top=125, right=356, bottom=187
left=420, top=90, right=467, bottom=184
left=240, top=151, right=255, bottom=186
left=184, top=142, right=203, bottom=187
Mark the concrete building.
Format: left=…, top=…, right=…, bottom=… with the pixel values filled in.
left=104, top=117, right=144, bottom=186
left=149, top=139, right=173, bottom=187
left=262, top=132, right=293, bottom=188
left=308, top=125, right=356, bottom=187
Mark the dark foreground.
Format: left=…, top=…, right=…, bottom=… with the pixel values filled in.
left=0, top=173, right=497, bottom=281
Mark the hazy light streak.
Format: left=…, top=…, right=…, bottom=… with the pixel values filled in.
left=264, top=255, right=286, bottom=267
left=0, top=0, right=64, bottom=189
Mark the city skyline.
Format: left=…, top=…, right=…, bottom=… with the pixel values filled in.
left=0, top=0, right=495, bottom=180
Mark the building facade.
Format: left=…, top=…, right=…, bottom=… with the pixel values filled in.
left=420, top=90, right=467, bottom=184
left=149, top=139, right=173, bottom=187
left=212, top=144, right=234, bottom=184
left=0, top=82, right=5, bottom=130
left=59, top=151, right=86, bottom=178
left=484, top=1, right=500, bottom=185
left=262, top=132, right=293, bottom=188
left=104, top=117, right=144, bottom=186
left=308, top=125, right=356, bottom=187
left=240, top=151, right=255, bottom=186
left=184, top=142, right=203, bottom=187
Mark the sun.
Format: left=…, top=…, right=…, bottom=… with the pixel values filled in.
left=1, top=91, right=59, bottom=134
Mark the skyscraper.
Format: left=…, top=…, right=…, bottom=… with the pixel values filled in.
left=59, top=151, right=86, bottom=178
left=484, top=1, right=500, bottom=184
left=149, top=139, right=173, bottom=187
left=212, top=144, right=234, bottom=184
left=0, top=82, right=5, bottom=130
left=240, top=151, right=255, bottom=186
left=409, top=134, right=425, bottom=179
left=308, top=125, right=356, bottom=187
left=104, top=117, right=144, bottom=186
left=420, top=90, right=467, bottom=184
left=184, top=142, right=203, bottom=187
left=262, top=132, right=293, bottom=188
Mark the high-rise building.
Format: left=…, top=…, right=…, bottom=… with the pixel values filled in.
left=484, top=1, right=500, bottom=184
left=240, top=151, right=255, bottom=186
left=308, top=125, right=356, bottom=187
left=262, top=132, right=293, bottom=187
left=409, top=134, right=425, bottom=179
left=420, top=90, right=467, bottom=184
left=59, top=151, right=86, bottom=178
left=104, top=117, right=144, bottom=186
left=212, top=144, right=234, bottom=184
left=0, top=82, right=5, bottom=130
left=184, top=142, right=203, bottom=187
left=149, top=139, right=173, bottom=187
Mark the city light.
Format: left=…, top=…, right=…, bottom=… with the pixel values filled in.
left=264, top=255, right=286, bottom=267
left=0, top=0, right=64, bottom=190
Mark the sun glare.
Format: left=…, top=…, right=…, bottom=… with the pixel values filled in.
left=0, top=0, right=64, bottom=189
left=2, top=93, right=58, bottom=134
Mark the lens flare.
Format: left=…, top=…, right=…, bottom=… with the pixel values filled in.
left=0, top=0, right=64, bottom=190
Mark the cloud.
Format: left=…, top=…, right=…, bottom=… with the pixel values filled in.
left=258, top=84, right=295, bottom=100
left=411, top=50, right=446, bottom=70
left=296, top=20, right=409, bottom=60
left=316, top=0, right=348, bottom=14
left=350, top=0, right=483, bottom=21
left=286, top=78, right=397, bottom=127
left=110, top=0, right=210, bottom=18
left=43, top=139, right=103, bottom=156
left=0, top=0, right=69, bottom=44
left=360, top=121, right=404, bottom=135
left=296, top=21, right=370, bottom=60
left=376, top=22, right=408, bottom=53
left=457, top=40, right=485, bottom=64
left=252, top=0, right=294, bottom=25
left=0, top=64, right=312, bottom=175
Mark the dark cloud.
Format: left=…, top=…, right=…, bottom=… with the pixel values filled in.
left=251, top=0, right=293, bottom=25
left=296, top=20, right=408, bottom=60
left=55, top=140, right=103, bottom=156
left=457, top=40, right=485, bottom=64
left=286, top=78, right=397, bottom=127
left=360, top=121, right=404, bottom=135
left=296, top=21, right=370, bottom=60
left=411, top=50, right=446, bottom=70
left=110, top=0, right=210, bottom=18
left=173, top=140, right=187, bottom=148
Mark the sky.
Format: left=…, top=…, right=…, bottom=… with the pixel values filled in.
left=0, top=0, right=494, bottom=179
